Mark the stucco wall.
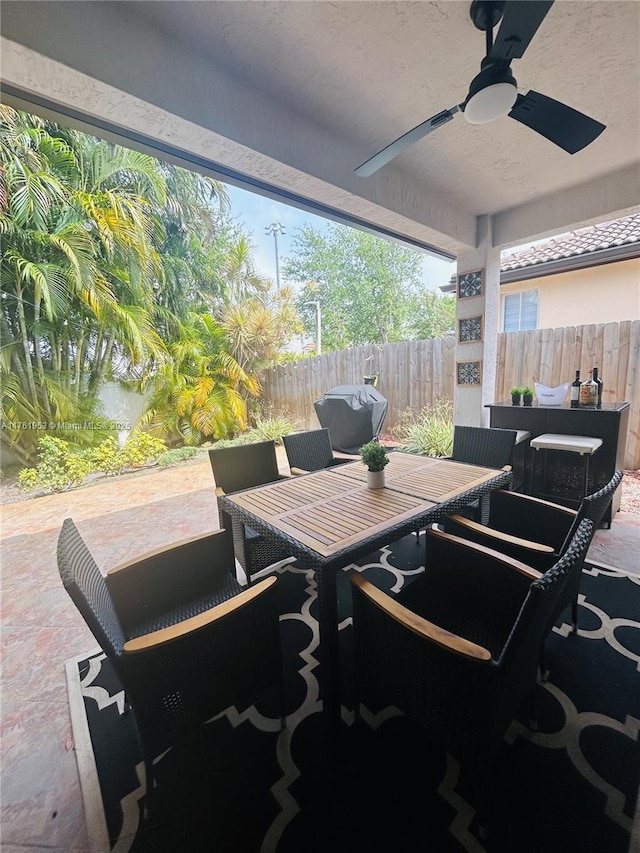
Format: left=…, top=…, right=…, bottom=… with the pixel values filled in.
left=500, top=258, right=640, bottom=331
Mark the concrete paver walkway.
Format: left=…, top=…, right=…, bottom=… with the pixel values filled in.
left=1, top=456, right=216, bottom=540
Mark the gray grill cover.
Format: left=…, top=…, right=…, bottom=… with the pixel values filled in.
left=314, top=384, right=388, bottom=454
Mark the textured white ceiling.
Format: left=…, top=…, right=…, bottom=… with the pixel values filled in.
left=128, top=0, right=639, bottom=217
left=2, top=0, right=638, bottom=253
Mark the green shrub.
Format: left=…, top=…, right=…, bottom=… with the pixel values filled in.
left=17, top=430, right=168, bottom=494
left=18, top=435, right=93, bottom=493
left=393, top=399, right=454, bottom=457
left=86, top=436, right=121, bottom=475
left=157, top=446, right=200, bottom=467
left=17, top=467, right=40, bottom=491
left=207, top=437, right=247, bottom=450
left=245, top=414, right=297, bottom=445
left=117, top=432, right=166, bottom=470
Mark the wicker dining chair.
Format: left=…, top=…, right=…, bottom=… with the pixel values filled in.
left=449, top=425, right=519, bottom=523
left=443, top=469, right=623, bottom=634
left=350, top=519, right=594, bottom=834
left=57, top=518, right=284, bottom=816
left=283, top=428, right=352, bottom=474
left=451, top=425, right=519, bottom=470
left=208, top=440, right=294, bottom=582
left=409, top=425, right=518, bottom=543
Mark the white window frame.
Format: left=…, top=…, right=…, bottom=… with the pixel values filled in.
left=503, top=290, right=538, bottom=332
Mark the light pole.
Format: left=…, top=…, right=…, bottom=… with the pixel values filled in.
left=265, top=221, right=285, bottom=290
left=305, top=300, right=321, bottom=355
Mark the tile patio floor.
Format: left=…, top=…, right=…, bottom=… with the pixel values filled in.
left=1, top=454, right=638, bottom=851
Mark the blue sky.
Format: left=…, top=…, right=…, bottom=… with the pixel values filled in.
left=223, top=184, right=456, bottom=293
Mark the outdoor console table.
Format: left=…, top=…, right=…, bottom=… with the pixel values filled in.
left=219, top=454, right=512, bottom=734
left=486, top=401, right=630, bottom=525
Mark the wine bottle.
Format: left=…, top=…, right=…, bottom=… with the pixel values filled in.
left=579, top=370, right=598, bottom=407
left=570, top=370, right=581, bottom=408
left=593, top=367, right=603, bottom=409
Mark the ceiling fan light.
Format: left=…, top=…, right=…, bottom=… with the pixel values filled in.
left=465, top=81, right=518, bottom=125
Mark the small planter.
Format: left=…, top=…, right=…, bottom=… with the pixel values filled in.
left=523, top=394, right=533, bottom=407
left=360, top=440, right=389, bottom=489
left=511, top=393, right=521, bottom=406
left=367, top=470, right=385, bottom=489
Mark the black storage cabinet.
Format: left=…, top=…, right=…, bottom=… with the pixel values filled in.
left=486, top=401, right=630, bottom=526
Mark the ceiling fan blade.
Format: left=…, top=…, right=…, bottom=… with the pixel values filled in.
left=509, top=91, right=606, bottom=154
left=354, top=105, right=460, bottom=177
left=490, top=0, right=554, bottom=61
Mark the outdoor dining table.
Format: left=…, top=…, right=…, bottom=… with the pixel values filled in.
left=218, top=452, right=512, bottom=734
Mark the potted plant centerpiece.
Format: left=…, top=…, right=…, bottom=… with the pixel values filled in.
left=509, top=386, right=523, bottom=406
left=522, top=386, right=535, bottom=406
left=360, top=440, right=389, bottom=489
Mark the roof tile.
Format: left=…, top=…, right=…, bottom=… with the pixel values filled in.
left=501, top=213, right=640, bottom=272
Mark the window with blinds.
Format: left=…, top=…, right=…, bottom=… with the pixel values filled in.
left=503, top=291, right=538, bottom=331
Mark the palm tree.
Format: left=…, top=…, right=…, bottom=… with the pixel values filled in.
left=221, top=235, right=271, bottom=303
left=1, top=106, right=301, bottom=464
left=140, top=312, right=259, bottom=445
left=0, top=111, right=192, bottom=460
left=221, top=284, right=303, bottom=377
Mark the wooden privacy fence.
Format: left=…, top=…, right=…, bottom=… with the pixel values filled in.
left=496, top=320, right=639, bottom=471
left=260, top=338, right=456, bottom=436
left=260, top=321, right=640, bottom=470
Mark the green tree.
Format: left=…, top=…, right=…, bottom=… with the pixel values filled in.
left=140, top=312, right=258, bottom=446
left=1, top=106, right=162, bottom=462
left=1, top=106, right=306, bottom=465
left=220, top=284, right=303, bottom=376
left=284, top=223, right=424, bottom=351
left=0, top=107, right=231, bottom=463
left=409, top=290, right=456, bottom=340
left=219, top=234, right=271, bottom=304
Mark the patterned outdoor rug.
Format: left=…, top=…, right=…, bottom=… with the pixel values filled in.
left=66, top=534, right=640, bottom=853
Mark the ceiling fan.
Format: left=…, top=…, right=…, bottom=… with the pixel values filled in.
left=354, top=0, right=606, bottom=177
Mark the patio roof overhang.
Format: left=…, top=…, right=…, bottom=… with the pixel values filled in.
left=1, top=1, right=639, bottom=259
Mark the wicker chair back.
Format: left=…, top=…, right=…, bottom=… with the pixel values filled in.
left=208, top=440, right=291, bottom=580
left=452, top=425, right=518, bottom=469
left=283, top=428, right=338, bottom=472
left=208, top=439, right=280, bottom=493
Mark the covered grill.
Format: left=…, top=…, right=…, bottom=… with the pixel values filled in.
left=314, top=384, right=388, bottom=454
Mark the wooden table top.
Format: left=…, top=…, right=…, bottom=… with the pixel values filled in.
left=331, top=453, right=505, bottom=502
left=223, top=457, right=508, bottom=559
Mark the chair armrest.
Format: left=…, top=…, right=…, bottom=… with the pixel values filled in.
left=487, top=490, right=577, bottom=549
left=351, top=574, right=491, bottom=661
left=290, top=467, right=309, bottom=476
left=442, top=515, right=557, bottom=573
left=406, top=529, right=540, bottom=638
left=106, top=529, right=235, bottom=633
left=123, top=577, right=277, bottom=653
left=426, top=528, right=542, bottom=581
left=445, top=515, right=554, bottom=558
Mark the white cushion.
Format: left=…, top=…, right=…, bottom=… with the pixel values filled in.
left=530, top=433, right=602, bottom=455
left=515, top=430, right=531, bottom=445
